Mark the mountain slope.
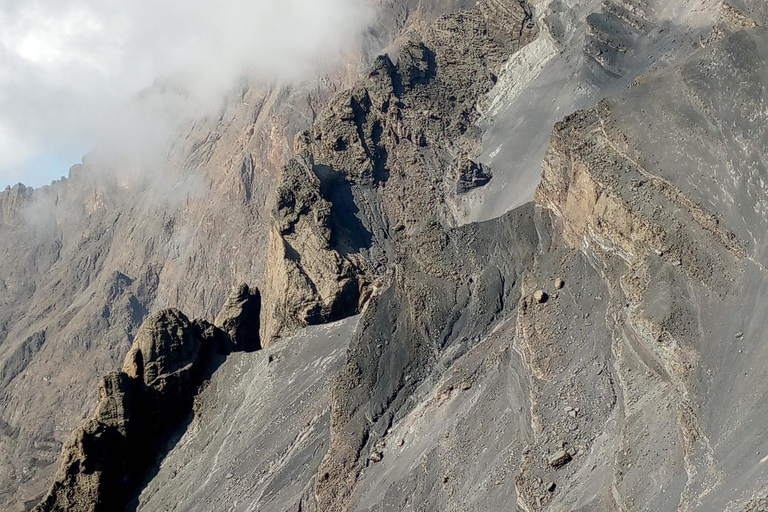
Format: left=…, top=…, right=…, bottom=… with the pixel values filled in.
left=5, top=1, right=768, bottom=511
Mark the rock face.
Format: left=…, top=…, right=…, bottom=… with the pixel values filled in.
left=260, top=160, right=371, bottom=344
left=32, top=373, right=137, bottom=512
left=455, top=157, right=493, bottom=194
left=33, top=286, right=260, bottom=512
left=260, top=0, right=537, bottom=345
left=214, top=284, right=261, bottom=352
left=0, top=3, right=479, bottom=508
left=9, top=1, right=768, bottom=512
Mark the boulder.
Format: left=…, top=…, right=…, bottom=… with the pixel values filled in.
left=456, top=158, right=493, bottom=194
left=548, top=450, right=572, bottom=469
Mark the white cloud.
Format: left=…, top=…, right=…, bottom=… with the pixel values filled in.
left=0, top=122, right=32, bottom=170
left=0, top=0, right=373, bottom=187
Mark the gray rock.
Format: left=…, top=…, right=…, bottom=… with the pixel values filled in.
left=548, top=450, right=572, bottom=469
left=214, top=284, right=261, bottom=352
left=34, top=298, right=262, bottom=512
left=456, top=158, right=493, bottom=194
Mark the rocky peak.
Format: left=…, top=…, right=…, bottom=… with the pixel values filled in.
left=33, top=284, right=261, bottom=512
left=0, top=183, right=34, bottom=224
left=214, top=283, right=261, bottom=352
left=260, top=157, right=370, bottom=345
left=122, top=309, right=205, bottom=389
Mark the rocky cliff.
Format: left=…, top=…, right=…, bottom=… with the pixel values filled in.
left=5, top=0, right=768, bottom=511
left=0, top=2, right=485, bottom=509
left=34, top=285, right=260, bottom=512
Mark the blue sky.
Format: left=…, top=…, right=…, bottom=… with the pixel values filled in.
left=14, top=152, right=86, bottom=188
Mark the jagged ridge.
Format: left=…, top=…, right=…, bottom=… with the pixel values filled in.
left=33, top=285, right=261, bottom=512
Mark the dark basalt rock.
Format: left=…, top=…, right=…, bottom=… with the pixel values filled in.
left=456, top=157, right=493, bottom=194
left=214, top=284, right=262, bottom=353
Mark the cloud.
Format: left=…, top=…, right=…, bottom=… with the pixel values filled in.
left=0, top=0, right=373, bottom=188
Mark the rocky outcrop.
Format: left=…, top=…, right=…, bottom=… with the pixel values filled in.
left=260, top=160, right=371, bottom=345
left=32, top=373, right=138, bottom=512
left=260, top=0, right=537, bottom=346
left=455, top=157, right=493, bottom=194
left=33, top=285, right=260, bottom=512
left=511, top=27, right=768, bottom=511
left=214, top=284, right=261, bottom=352
left=536, top=102, right=744, bottom=288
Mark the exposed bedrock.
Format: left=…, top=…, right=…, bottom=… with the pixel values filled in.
left=33, top=285, right=261, bottom=512
left=23, top=3, right=768, bottom=512
left=516, top=29, right=768, bottom=510
left=0, top=3, right=499, bottom=507
left=260, top=0, right=537, bottom=345
left=315, top=22, right=768, bottom=512
left=260, top=159, right=371, bottom=345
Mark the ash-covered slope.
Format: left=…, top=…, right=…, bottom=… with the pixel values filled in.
left=138, top=317, right=359, bottom=512
left=463, top=0, right=730, bottom=222
left=8, top=0, right=768, bottom=511
left=134, top=4, right=768, bottom=511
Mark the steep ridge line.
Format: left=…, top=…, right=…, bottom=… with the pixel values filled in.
left=595, top=106, right=761, bottom=270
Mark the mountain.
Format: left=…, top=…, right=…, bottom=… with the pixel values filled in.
left=3, top=0, right=768, bottom=511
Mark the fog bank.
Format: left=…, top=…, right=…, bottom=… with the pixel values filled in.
left=0, top=0, right=373, bottom=187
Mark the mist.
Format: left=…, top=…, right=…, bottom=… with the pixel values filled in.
left=0, top=0, right=373, bottom=188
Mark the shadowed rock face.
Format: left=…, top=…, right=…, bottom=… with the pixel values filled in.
left=32, top=373, right=138, bottom=512
left=214, top=284, right=262, bottom=353
left=33, top=286, right=260, bottom=512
